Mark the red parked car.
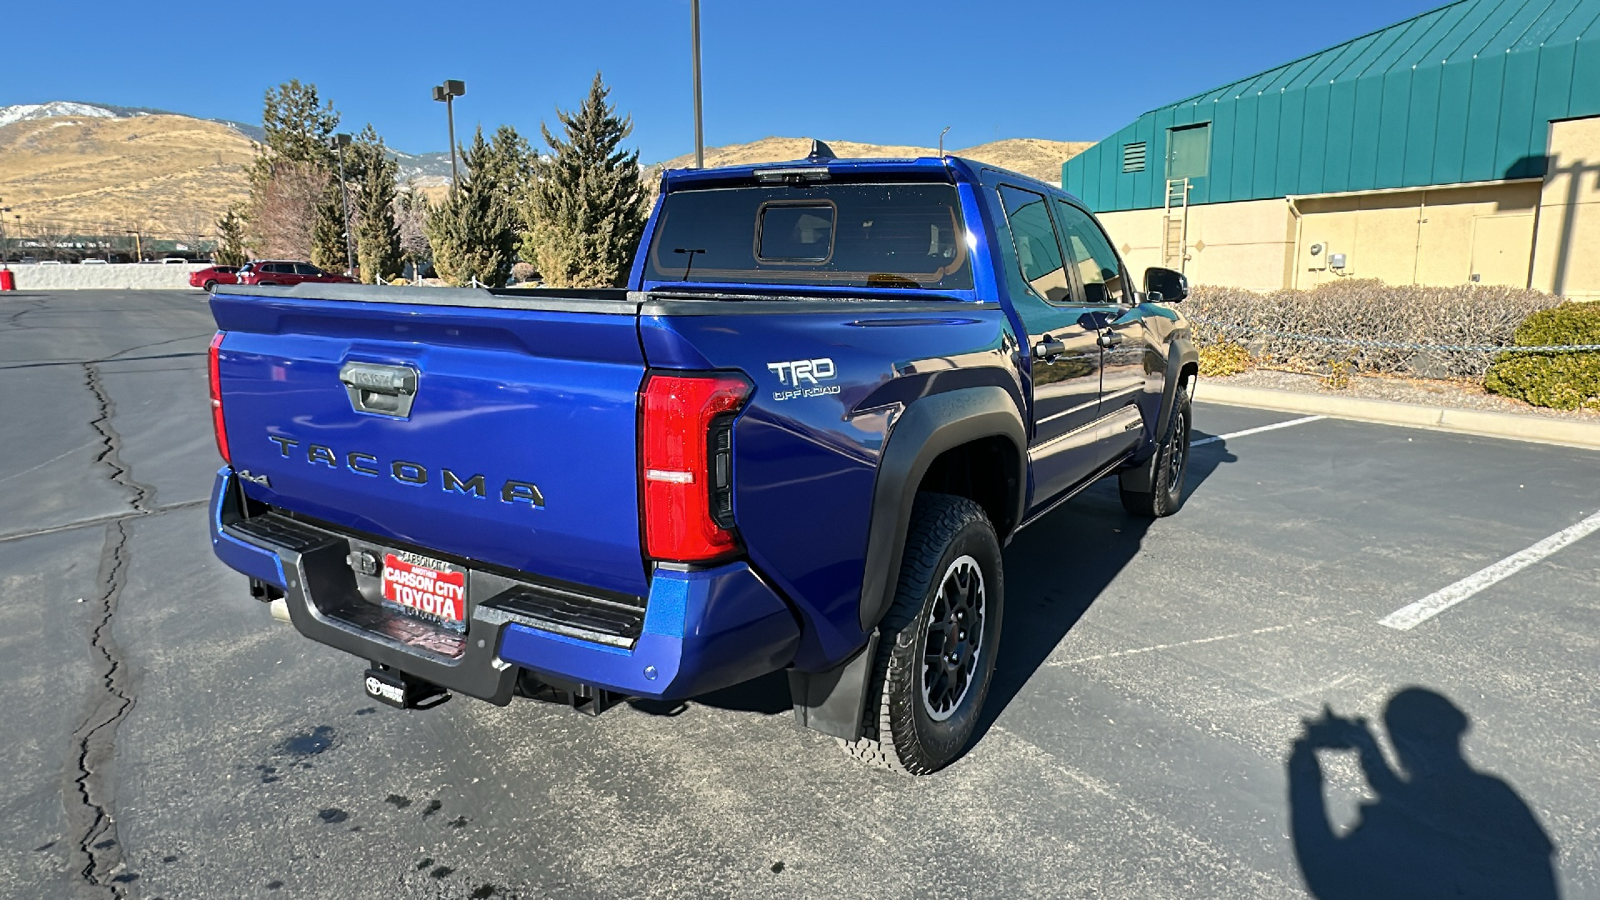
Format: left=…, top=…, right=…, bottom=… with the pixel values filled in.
left=189, top=265, right=240, bottom=291
left=236, top=260, right=357, bottom=287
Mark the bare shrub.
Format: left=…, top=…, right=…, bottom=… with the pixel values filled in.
left=1186, top=280, right=1565, bottom=379
left=249, top=160, right=329, bottom=260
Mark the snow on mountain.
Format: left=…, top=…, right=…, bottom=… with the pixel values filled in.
left=4, top=99, right=447, bottom=179
left=0, top=101, right=121, bottom=129
left=393, top=151, right=454, bottom=182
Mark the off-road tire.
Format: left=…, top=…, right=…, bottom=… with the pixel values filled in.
left=1119, top=391, right=1191, bottom=517
left=841, top=493, right=1003, bottom=775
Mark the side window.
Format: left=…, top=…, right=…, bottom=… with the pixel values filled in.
left=295, top=263, right=322, bottom=276
left=1055, top=201, right=1126, bottom=305
left=998, top=185, right=1072, bottom=303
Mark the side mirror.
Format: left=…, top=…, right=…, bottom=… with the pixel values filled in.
left=1143, top=267, right=1188, bottom=303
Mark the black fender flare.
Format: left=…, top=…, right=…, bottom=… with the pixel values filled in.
left=1154, top=335, right=1199, bottom=442
left=1124, top=336, right=1199, bottom=492
left=787, top=385, right=1026, bottom=740
left=857, top=385, right=1027, bottom=633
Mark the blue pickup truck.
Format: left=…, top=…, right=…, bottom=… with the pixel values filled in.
left=206, top=143, right=1197, bottom=774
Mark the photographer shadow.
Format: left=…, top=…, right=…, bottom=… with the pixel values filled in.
left=1289, top=687, right=1559, bottom=899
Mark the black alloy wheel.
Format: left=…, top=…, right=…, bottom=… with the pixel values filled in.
left=921, top=555, right=986, bottom=722
left=841, top=493, right=1004, bottom=775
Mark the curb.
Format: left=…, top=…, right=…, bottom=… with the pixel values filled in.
left=1194, top=382, right=1600, bottom=452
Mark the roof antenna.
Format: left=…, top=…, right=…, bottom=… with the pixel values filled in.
left=806, top=139, right=837, bottom=161
left=938, top=125, right=951, bottom=157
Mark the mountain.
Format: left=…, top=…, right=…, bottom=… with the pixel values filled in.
left=0, top=101, right=266, bottom=142
left=0, top=110, right=257, bottom=241
left=387, top=149, right=455, bottom=185
left=0, top=102, right=121, bottom=128
left=0, top=101, right=452, bottom=242
left=0, top=99, right=1089, bottom=247
left=652, top=136, right=1093, bottom=185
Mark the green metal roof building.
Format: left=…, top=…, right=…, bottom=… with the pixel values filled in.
left=1062, top=0, right=1600, bottom=212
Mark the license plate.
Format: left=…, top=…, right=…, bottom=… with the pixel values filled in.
left=380, top=551, right=467, bottom=632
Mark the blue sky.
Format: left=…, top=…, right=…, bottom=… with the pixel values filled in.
left=2, top=0, right=1442, bottom=162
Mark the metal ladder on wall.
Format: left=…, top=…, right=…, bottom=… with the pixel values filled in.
left=1163, top=178, right=1191, bottom=272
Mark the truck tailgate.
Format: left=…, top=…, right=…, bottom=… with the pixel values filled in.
left=210, top=288, right=649, bottom=598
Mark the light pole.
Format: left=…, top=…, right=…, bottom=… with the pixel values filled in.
left=0, top=206, right=10, bottom=268
left=691, top=0, right=704, bottom=168
left=432, top=80, right=466, bottom=193
left=331, top=133, right=356, bottom=276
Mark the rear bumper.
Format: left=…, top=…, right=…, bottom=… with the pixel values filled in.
left=208, top=469, right=801, bottom=703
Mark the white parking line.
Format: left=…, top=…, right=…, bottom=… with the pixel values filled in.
left=1380, top=509, right=1600, bottom=630
left=1191, top=415, right=1325, bottom=447
left=1053, top=616, right=1344, bottom=666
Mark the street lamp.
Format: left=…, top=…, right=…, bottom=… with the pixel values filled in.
left=330, top=133, right=356, bottom=276
left=431, top=80, right=466, bottom=192
left=691, top=0, right=704, bottom=168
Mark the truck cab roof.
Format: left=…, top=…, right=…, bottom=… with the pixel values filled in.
left=660, top=151, right=1084, bottom=207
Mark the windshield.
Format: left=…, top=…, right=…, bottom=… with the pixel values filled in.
left=646, top=182, right=972, bottom=290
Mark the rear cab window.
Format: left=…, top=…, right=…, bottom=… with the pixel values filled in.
left=645, top=183, right=972, bottom=291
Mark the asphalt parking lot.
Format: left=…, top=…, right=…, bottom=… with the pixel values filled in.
left=3, top=289, right=1598, bottom=900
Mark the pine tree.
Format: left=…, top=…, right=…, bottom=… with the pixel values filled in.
left=254, top=80, right=338, bottom=175
left=215, top=207, right=248, bottom=267
left=309, top=184, right=348, bottom=273
left=425, top=127, right=522, bottom=287
left=523, top=72, right=648, bottom=288
left=351, top=126, right=401, bottom=284
left=246, top=80, right=341, bottom=260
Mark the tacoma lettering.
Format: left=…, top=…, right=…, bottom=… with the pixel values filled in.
left=264, top=434, right=541, bottom=509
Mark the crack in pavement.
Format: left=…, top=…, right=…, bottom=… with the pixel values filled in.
left=64, top=362, right=160, bottom=897
left=103, top=331, right=214, bottom=362
left=67, top=520, right=138, bottom=898
left=4, top=294, right=48, bottom=329
left=0, top=351, right=204, bottom=372
left=0, top=499, right=208, bottom=545
left=85, top=362, right=153, bottom=514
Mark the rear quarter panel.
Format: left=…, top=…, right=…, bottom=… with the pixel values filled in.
left=642, top=303, right=1020, bottom=669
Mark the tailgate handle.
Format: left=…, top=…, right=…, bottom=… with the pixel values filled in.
left=339, top=362, right=418, bottom=418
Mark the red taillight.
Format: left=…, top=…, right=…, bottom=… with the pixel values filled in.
left=641, top=373, right=749, bottom=563
left=208, top=332, right=230, bottom=464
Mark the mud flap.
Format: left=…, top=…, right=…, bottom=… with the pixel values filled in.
left=786, top=632, right=879, bottom=741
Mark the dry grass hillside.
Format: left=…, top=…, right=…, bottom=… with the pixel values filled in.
left=0, top=117, right=1092, bottom=246
left=655, top=136, right=1092, bottom=184
left=0, top=114, right=255, bottom=240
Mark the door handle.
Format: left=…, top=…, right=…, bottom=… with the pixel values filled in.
left=339, top=362, right=419, bottom=417
left=1033, top=338, right=1066, bottom=361
left=1097, top=331, right=1124, bottom=349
